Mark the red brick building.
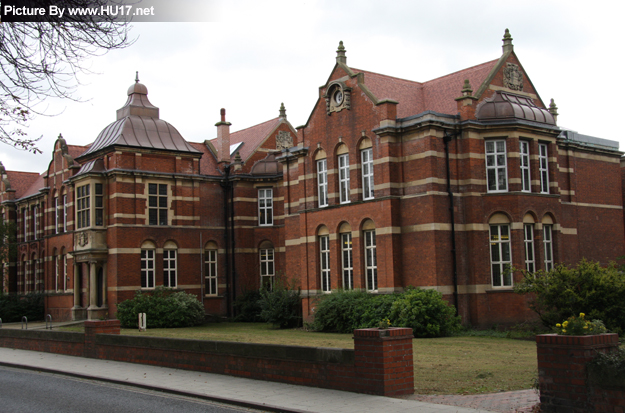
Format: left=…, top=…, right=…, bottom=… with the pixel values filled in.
left=2, top=30, right=624, bottom=326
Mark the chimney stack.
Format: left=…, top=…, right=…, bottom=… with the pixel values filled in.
left=215, top=108, right=232, bottom=163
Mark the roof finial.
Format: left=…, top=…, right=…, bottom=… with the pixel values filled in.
left=135, top=71, right=139, bottom=83
left=461, top=79, right=473, bottom=97
left=549, top=98, right=559, bottom=123
left=502, top=29, right=513, bottom=54
left=279, top=102, right=287, bottom=119
left=336, top=41, right=347, bottom=65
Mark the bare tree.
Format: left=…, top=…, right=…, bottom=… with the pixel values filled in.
left=0, top=1, right=134, bottom=153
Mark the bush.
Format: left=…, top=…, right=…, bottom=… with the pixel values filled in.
left=0, top=292, right=44, bottom=323
left=311, top=287, right=460, bottom=337
left=233, top=289, right=263, bottom=322
left=514, top=259, right=625, bottom=335
left=389, top=287, right=461, bottom=338
left=116, top=287, right=205, bottom=328
left=588, top=348, right=625, bottom=388
left=258, top=281, right=302, bottom=329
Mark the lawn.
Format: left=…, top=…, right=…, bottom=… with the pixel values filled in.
left=61, top=322, right=537, bottom=395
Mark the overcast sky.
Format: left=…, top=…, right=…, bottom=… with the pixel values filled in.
left=1, top=0, right=620, bottom=173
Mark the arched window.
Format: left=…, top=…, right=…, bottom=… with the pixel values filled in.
left=318, top=226, right=330, bottom=293
left=315, top=150, right=328, bottom=208
left=204, top=241, right=218, bottom=296
left=336, top=144, right=350, bottom=204
left=53, top=248, right=59, bottom=292
left=523, top=214, right=535, bottom=273
left=542, top=215, right=554, bottom=271
left=259, top=240, right=275, bottom=290
left=163, top=240, right=178, bottom=288
left=489, top=213, right=512, bottom=287
left=362, top=220, right=377, bottom=292
left=60, top=247, right=67, bottom=291
left=140, top=240, right=156, bottom=289
left=339, top=222, right=353, bottom=290
left=360, top=138, right=374, bottom=200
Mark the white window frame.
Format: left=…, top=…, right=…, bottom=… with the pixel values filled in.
left=317, top=159, right=328, bottom=208
left=485, top=140, right=508, bottom=193
left=341, top=232, right=353, bottom=290
left=320, top=235, right=330, bottom=293
left=205, top=249, right=218, bottom=296
left=338, top=153, right=350, bottom=204
left=520, top=141, right=531, bottom=192
left=260, top=248, right=275, bottom=290
left=148, top=183, right=168, bottom=226
left=361, top=148, right=374, bottom=200
left=141, top=249, right=155, bottom=289
left=489, top=224, right=512, bottom=287
left=539, top=143, right=549, bottom=194
left=163, top=249, right=177, bottom=288
left=63, top=255, right=68, bottom=291
left=524, top=224, right=535, bottom=273
left=33, top=205, right=38, bottom=240
left=544, top=224, right=554, bottom=271
left=63, top=194, right=67, bottom=232
left=258, top=188, right=273, bottom=226
left=364, top=230, right=378, bottom=291
left=95, top=184, right=104, bottom=226
left=55, top=254, right=60, bottom=292
left=54, top=197, right=59, bottom=234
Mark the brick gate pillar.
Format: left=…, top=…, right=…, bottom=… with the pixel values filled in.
left=84, top=319, right=120, bottom=358
left=353, top=327, right=414, bottom=396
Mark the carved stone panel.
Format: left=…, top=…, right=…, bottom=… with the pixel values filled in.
left=503, top=63, right=524, bottom=91
left=276, top=131, right=293, bottom=150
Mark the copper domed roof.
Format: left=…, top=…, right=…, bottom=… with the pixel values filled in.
left=476, top=91, right=555, bottom=125
left=77, top=74, right=201, bottom=160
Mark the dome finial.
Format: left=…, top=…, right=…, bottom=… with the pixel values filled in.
left=336, top=41, right=347, bottom=65
left=135, top=71, right=139, bottom=83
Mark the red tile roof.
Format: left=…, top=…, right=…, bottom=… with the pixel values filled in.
left=210, top=117, right=282, bottom=161
left=352, top=59, right=498, bottom=118
left=188, top=142, right=221, bottom=176
left=5, top=171, right=42, bottom=200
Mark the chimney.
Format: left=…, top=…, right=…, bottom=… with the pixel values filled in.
left=215, top=108, right=231, bottom=163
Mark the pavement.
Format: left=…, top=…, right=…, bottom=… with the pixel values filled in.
left=0, top=322, right=539, bottom=413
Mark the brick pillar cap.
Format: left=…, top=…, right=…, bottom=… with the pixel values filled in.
left=354, top=327, right=413, bottom=338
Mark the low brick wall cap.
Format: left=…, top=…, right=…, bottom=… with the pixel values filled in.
left=536, top=333, right=618, bottom=346
left=353, top=327, right=413, bottom=338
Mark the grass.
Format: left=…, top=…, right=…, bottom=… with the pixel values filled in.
left=61, top=322, right=537, bottom=395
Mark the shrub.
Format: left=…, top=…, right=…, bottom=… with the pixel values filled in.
left=588, top=348, right=625, bottom=388
left=514, top=259, right=625, bottom=335
left=0, top=292, right=45, bottom=323
left=389, top=287, right=461, bottom=338
left=258, top=281, right=301, bottom=329
left=116, top=287, right=205, bottom=328
left=233, top=289, right=263, bottom=322
left=312, top=287, right=460, bottom=337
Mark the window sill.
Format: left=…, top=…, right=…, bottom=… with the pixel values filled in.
left=486, top=288, right=515, bottom=293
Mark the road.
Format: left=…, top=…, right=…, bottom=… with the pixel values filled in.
left=0, top=366, right=267, bottom=413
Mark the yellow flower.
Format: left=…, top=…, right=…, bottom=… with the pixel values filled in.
left=562, top=329, right=567, bottom=333
left=580, top=313, right=585, bottom=318
left=584, top=326, right=588, bottom=329
left=563, top=321, right=569, bottom=327
left=556, top=323, right=562, bottom=328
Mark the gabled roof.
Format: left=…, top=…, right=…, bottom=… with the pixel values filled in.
left=353, top=59, right=498, bottom=118
left=210, top=117, right=282, bottom=161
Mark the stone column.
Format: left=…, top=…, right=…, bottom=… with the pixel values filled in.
left=102, top=262, right=108, bottom=307
left=73, top=262, right=80, bottom=308
left=88, top=260, right=97, bottom=309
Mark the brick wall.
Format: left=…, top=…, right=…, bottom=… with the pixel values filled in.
left=536, top=333, right=624, bottom=412
left=0, top=323, right=414, bottom=396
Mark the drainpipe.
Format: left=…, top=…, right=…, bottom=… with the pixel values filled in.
left=230, top=173, right=236, bottom=308
left=221, top=164, right=232, bottom=317
left=443, top=130, right=459, bottom=316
